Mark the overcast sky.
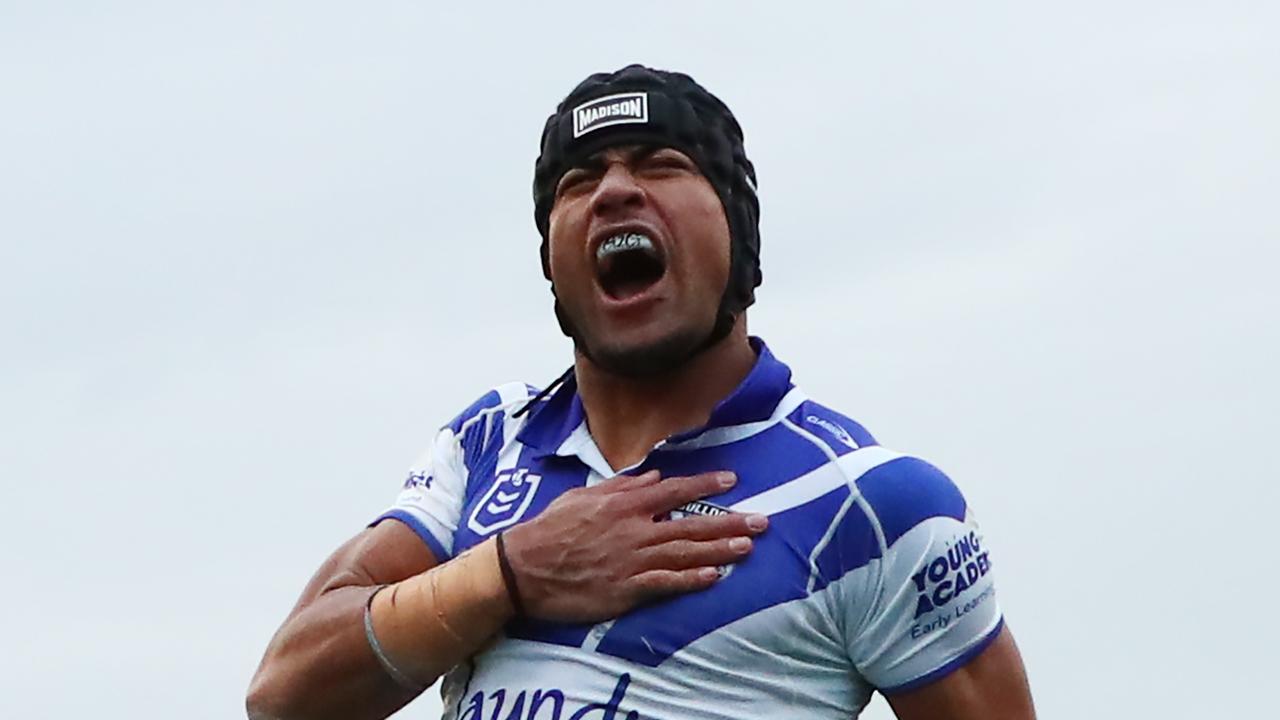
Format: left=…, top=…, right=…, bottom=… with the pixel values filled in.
left=2, top=2, right=1276, bottom=718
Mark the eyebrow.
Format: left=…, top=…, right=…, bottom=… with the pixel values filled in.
left=571, top=144, right=663, bottom=173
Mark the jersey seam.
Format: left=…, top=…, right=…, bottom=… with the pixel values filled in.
left=780, top=417, right=899, bottom=667
left=779, top=417, right=890, bottom=555
left=780, top=418, right=886, bottom=653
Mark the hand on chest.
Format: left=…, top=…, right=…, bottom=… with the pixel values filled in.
left=453, top=445, right=858, bottom=667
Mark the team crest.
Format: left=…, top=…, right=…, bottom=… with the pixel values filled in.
left=662, top=499, right=736, bottom=578
left=662, top=499, right=730, bottom=522
left=467, top=468, right=542, bottom=535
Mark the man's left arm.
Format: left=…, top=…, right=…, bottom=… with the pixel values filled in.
left=884, top=625, right=1035, bottom=720
left=835, top=454, right=1035, bottom=719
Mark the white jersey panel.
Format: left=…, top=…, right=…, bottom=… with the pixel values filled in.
left=843, top=514, right=1002, bottom=692
left=439, top=589, right=870, bottom=720
left=380, top=426, right=466, bottom=559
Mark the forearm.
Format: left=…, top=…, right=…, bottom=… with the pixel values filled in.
left=247, top=539, right=513, bottom=720
left=247, top=584, right=416, bottom=720
left=368, top=537, right=514, bottom=684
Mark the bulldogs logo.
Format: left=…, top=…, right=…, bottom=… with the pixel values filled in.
left=662, top=499, right=735, bottom=578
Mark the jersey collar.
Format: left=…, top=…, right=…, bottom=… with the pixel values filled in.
left=517, top=337, right=793, bottom=461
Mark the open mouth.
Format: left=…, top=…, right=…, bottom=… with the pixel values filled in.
left=595, top=232, right=667, bottom=301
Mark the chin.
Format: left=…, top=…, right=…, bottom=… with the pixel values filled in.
left=580, top=324, right=709, bottom=378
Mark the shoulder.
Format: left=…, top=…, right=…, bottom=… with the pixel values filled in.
left=851, top=453, right=968, bottom=548
left=787, top=395, right=967, bottom=549
left=784, top=397, right=878, bottom=454
left=431, top=382, right=538, bottom=472
left=442, top=381, right=538, bottom=435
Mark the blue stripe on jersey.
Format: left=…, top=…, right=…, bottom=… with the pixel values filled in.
left=810, top=499, right=882, bottom=594
left=856, top=457, right=967, bottom=548
left=595, top=484, right=857, bottom=666
left=460, top=409, right=505, bottom=488
left=373, top=509, right=452, bottom=562
left=446, top=389, right=507, bottom=481
left=516, top=377, right=586, bottom=458
left=446, top=390, right=503, bottom=434
left=638, top=423, right=832, bottom=505
left=505, top=617, right=594, bottom=649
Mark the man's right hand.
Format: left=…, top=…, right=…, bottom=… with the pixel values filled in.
left=502, top=470, right=768, bottom=623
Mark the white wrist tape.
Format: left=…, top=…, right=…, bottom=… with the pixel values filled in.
left=363, top=586, right=426, bottom=691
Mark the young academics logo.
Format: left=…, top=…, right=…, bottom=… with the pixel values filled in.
left=573, top=92, right=649, bottom=138
left=468, top=468, right=542, bottom=535
left=910, top=529, right=992, bottom=620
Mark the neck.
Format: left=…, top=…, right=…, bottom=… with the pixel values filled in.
left=574, top=321, right=756, bottom=471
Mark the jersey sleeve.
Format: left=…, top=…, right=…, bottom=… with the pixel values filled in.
left=370, top=383, right=530, bottom=561
left=370, top=425, right=466, bottom=562
left=841, top=456, right=1004, bottom=693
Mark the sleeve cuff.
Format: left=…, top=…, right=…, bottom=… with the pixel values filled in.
left=371, top=509, right=452, bottom=562
left=878, top=616, right=1006, bottom=695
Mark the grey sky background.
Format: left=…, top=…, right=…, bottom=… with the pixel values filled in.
left=2, top=2, right=1276, bottom=718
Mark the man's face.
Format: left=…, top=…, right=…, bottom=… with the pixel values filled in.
left=546, top=145, right=731, bottom=376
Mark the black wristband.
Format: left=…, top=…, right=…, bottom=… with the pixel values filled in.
left=494, top=531, right=527, bottom=617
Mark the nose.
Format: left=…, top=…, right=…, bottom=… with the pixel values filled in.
left=588, top=162, right=645, bottom=219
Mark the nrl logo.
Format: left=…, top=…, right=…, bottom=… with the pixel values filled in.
left=467, top=468, right=542, bottom=535
left=572, top=92, right=649, bottom=138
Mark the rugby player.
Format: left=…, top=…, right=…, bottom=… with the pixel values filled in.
left=248, top=64, right=1035, bottom=720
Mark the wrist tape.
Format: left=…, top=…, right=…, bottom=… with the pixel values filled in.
left=365, top=537, right=512, bottom=687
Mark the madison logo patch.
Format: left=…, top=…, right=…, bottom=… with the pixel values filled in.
left=468, top=468, right=542, bottom=535
left=572, top=92, right=649, bottom=138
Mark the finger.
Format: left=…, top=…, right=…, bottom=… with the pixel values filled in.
left=635, top=537, right=753, bottom=571
left=637, top=471, right=736, bottom=513
left=626, top=567, right=721, bottom=600
left=648, top=512, right=769, bottom=544
left=598, top=469, right=662, bottom=493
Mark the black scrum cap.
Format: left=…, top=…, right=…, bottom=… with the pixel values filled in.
left=532, top=64, right=762, bottom=342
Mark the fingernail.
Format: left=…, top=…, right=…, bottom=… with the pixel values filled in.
left=729, top=537, right=752, bottom=553
left=700, top=567, right=720, bottom=581
left=718, top=472, right=737, bottom=488
left=746, top=514, right=769, bottom=531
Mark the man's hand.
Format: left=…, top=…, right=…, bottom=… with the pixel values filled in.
left=503, top=470, right=768, bottom=622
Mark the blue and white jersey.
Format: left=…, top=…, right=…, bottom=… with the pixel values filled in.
left=375, top=339, right=1003, bottom=719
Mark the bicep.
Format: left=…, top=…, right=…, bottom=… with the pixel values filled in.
left=287, top=519, right=441, bottom=616
left=884, top=626, right=1035, bottom=720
